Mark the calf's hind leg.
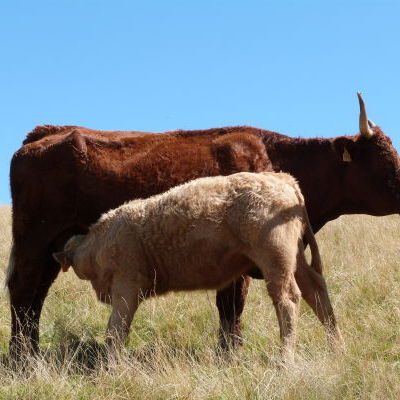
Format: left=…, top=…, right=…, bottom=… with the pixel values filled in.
left=258, top=253, right=301, bottom=363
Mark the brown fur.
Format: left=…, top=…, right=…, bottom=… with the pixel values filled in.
left=8, top=106, right=400, bottom=356
left=54, top=172, right=320, bottom=361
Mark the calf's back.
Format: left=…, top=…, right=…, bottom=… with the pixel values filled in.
left=61, top=172, right=305, bottom=296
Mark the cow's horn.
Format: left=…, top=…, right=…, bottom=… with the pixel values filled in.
left=357, top=92, right=374, bottom=138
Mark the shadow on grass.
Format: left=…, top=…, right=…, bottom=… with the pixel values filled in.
left=0, top=332, right=238, bottom=376
left=0, top=335, right=107, bottom=376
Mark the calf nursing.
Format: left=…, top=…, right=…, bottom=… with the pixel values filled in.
left=53, top=172, right=323, bottom=361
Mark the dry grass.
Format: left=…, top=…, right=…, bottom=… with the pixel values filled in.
left=0, top=205, right=399, bottom=399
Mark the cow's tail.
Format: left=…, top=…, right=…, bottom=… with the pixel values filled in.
left=292, top=182, right=323, bottom=274
left=5, top=241, right=15, bottom=288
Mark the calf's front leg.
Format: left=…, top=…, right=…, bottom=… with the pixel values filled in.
left=106, top=287, right=140, bottom=354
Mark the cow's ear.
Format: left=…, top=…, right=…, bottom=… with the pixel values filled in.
left=53, top=251, right=72, bottom=272
left=334, top=137, right=356, bottom=163
left=342, top=147, right=352, bottom=162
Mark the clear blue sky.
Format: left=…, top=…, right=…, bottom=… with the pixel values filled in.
left=1, top=0, right=399, bottom=204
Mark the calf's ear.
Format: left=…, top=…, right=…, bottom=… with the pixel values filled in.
left=53, top=251, right=72, bottom=272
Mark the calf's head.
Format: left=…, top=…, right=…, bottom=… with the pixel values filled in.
left=333, top=93, right=400, bottom=215
left=53, top=234, right=86, bottom=272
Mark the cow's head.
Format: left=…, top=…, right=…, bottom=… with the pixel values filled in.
left=334, top=93, right=400, bottom=215
left=53, top=234, right=86, bottom=272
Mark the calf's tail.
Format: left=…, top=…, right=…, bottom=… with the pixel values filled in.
left=292, top=183, right=323, bottom=274
left=302, top=209, right=323, bottom=274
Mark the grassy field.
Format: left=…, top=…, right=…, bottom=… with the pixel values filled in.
left=0, top=205, right=399, bottom=399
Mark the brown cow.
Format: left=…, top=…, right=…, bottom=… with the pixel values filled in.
left=7, top=93, right=400, bottom=357
left=53, top=172, right=323, bottom=362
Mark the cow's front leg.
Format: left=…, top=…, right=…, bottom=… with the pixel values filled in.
left=106, top=287, right=140, bottom=355
left=216, top=275, right=251, bottom=350
left=295, top=264, right=344, bottom=350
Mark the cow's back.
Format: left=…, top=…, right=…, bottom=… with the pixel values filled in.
left=11, top=125, right=272, bottom=246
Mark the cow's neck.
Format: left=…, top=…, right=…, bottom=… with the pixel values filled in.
left=264, top=134, right=349, bottom=232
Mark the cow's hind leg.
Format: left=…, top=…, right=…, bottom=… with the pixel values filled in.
left=295, top=263, right=344, bottom=349
left=216, top=275, right=251, bottom=350
left=8, top=245, right=60, bottom=359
